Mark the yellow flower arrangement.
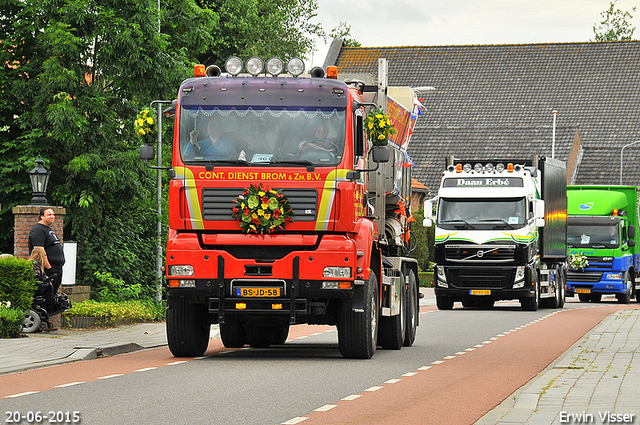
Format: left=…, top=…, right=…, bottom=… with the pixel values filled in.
left=232, top=183, right=294, bottom=234
left=364, top=108, right=396, bottom=147
left=134, top=109, right=155, bottom=140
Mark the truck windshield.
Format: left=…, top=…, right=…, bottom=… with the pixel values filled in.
left=568, top=221, right=619, bottom=249
left=179, top=106, right=345, bottom=166
left=438, top=197, right=527, bottom=230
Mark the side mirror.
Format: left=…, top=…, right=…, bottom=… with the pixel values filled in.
left=629, top=240, right=636, bottom=247
left=354, top=115, right=365, bottom=157
left=372, top=145, right=389, bottom=163
left=139, top=145, right=155, bottom=161
left=423, top=200, right=433, bottom=227
left=629, top=224, right=635, bottom=239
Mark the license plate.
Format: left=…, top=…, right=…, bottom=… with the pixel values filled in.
left=470, top=289, right=491, bottom=295
left=575, top=288, right=591, bottom=294
left=236, top=287, right=281, bottom=297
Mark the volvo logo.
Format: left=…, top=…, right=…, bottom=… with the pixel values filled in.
left=477, top=250, right=484, bottom=258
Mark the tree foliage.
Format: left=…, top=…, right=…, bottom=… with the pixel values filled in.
left=329, top=22, right=360, bottom=48
left=593, top=0, right=636, bottom=41
left=0, top=0, right=328, bottom=297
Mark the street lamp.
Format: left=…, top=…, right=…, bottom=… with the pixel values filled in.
left=28, top=155, right=51, bottom=205
left=620, top=141, right=640, bottom=185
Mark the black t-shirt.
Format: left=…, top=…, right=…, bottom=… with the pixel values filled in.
left=28, top=223, right=65, bottom=267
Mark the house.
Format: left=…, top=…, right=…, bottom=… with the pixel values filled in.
left=324, top=38, right=640, bottom=196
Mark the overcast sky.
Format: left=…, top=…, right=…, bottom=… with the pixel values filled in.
left=307, top=0, right=638, bottom=67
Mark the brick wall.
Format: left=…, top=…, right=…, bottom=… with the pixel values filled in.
left=12, top=205, right=66, bottom=259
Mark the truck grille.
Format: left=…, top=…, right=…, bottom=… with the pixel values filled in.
left=447, top=267, right=515, bottom=289
left=444, top=244, right=516, bottom=263
left=567, top=271, right=602, bottom=283
left=201, top=188, right=318, bottom=222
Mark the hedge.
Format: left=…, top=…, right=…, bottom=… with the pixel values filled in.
left=0, top=256, right=36, bottom=312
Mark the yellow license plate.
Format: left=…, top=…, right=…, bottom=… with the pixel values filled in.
left=575, top=288, right=591, bottom=294
left=237, top=287, right=281, bottom=297
left=470, top=289, right=491, bottom=295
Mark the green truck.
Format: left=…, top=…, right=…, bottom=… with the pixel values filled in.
left=566, top=185, right=640, bottom=303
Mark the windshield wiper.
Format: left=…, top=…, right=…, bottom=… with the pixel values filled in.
left=441, top=219, right=474, bottom=229
left=269, top=160, right=315, bottom=171
left=477, top=218, right=515, bottom=229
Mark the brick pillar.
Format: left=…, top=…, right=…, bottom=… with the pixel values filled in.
left=12, top=205, right=66, bottom=259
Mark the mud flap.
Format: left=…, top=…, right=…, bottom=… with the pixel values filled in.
left=350, top=279, right=366, bottom=312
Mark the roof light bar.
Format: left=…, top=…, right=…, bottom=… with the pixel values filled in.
left=266, top=57, right=284, bottom=76
left=225, top=56, right=243, bottom=76
left=287, top=58, right=305, bottom=77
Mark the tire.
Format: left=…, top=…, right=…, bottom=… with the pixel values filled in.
left=271, top=323, right=290, bottom=345
left=379, top=271, right=405, bottom=350
left=166, top=296, right=210, bottom=357
left=21, top=310, right=41, bottom=334
left=616, top=272, right=632, bottom=304
left=403, top=270, right=418, bottom=347
left=521, top=275, right=539, bottom=311
left=220, top=315, right=247, bottom=348
left=436, top=295, right=454, bottom=310
left=546, top=267, right=561, bottom=309
left=338, top=271, right=379, bottom=359
left=557, top=266, right=566, bottom=308
left=245, top=322, right=272, bottom=348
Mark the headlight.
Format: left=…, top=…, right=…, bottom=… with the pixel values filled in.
left=323, top=267, right=351, bottom=278
left=495, top=163, right=505, bottom=172
left=606, top=273, right=622, bottom=280
left=246, top=57, right=264, bottom=76
left=463, top=163, right=472, bottom=172
left=266, top=57, right=284, bottom=76
left=287, top=58, right=305, bottom=77
left=484, top=163, right=494, bottom=172
left=225, top=56, right=243, bottom=76
left=436, top=266, right=447, bottom=282
left=169, top=265, right=194, bottom=276
left=513, top=266, right=525, bottom=288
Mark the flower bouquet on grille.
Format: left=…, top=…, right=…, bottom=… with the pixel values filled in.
left=232, top=183, right=294, bottom=234
left=570, top=252, right=589, bottom=270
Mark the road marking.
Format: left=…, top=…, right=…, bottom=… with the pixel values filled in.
left=431, top=360, right=445, bottom=364
left=402, top=372, right=417, bottom=377
left=418, top=366, right=432, bottom=371
left=166, top=361, right=188, bottom=366
left=364, top=386, right=383, bottom=392
left=385, top=378, right=402, bottom=384
left=314, top=404, right=337, bottom=412
left=281, top=417, right=308, bottom=424
left=443, top=355, right=456, bottom=359
left=134, top=367, right=158, bottom=372
left=55, top=382, right=84, bottom=388
left=341, top=394, right=362, bottom=401
left=6, top=391, right=39, bottom=398
left=97, top=374, right=123, bottom=380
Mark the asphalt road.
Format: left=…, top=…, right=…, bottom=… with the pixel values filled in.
left=0, top=298, right=627, bottom=425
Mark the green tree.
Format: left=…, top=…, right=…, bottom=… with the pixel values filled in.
left=196, top=0, right=325, bottom=66
left=0, top=0, right=217, bottom=292
left=329, top=22, right=361, bottom=47
left=593, top=0, right=636, bottom=41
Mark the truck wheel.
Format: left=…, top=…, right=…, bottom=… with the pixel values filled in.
left=379, top=271, right=405, bottom=350
left=403, top=270, right=418, bottom=347
left=338, top=271, right=378, bottom=359
left=616, top=272, right=632, bottom=304
left=436, top=295, right=454, bottom=310
left=220, top=315, right=247, bottom=348
left=166, top=296, right=210, bottom=357
left=271, top=323, right=290, bottom=345
left=245, top=322, right=272, bottom=348
left=521, top=278, right=539, bottom=311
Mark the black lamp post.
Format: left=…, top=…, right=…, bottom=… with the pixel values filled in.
left=28, top=155, right=51, bottom=206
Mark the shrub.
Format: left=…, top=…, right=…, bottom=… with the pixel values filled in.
left=63, top=299, right=165, bottom=327
left=94, top=271, right=142, bottom=302
left=0, top=256, right=36, bottom=312
left=0, top=302, right=23, bottom=338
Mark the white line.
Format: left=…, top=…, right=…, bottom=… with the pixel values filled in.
left=281, top=417, right=308, bottom=424
left=385, top=378, right=402, bottom=384
left=97, top=374, right=123, bottom=380
left=314, top=405, right=337, bottom=412
left=431, top=360, right=445, bottom=365
left=134, top=367, right=158, bottom=372
left=342, top=394, right=362, bottom=401
left=443, top=355, right=456, bottom=360
left=465, top=348, right=476, bottom=352
left=482, top=340, right=492, bottom=344
left=55, top=382, right=84, bottom=388
left=455, top=351, right=466, bottom=355
left=418, top=366, right=432, bottom=371
left=166, top=361, right=188, bottom=366
left=6, top=391, right=39, bottom=398
left=364, top=386, right=383, bottom=392
left=402, top=372, right=417, bottom=377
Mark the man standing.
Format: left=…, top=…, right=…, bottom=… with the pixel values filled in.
left=29, top=207, right=65, bottom=295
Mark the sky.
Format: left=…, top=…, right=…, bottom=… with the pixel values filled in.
left=307, top=0, right=638, bottom=68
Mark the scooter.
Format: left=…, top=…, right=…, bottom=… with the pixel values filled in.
left=21, top=275, right=72, bottom=333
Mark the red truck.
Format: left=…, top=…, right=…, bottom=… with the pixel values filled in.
left=141, top=57, right=424, bottom=358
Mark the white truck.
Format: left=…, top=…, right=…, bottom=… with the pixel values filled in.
left=424, top=155, right=567, bottom=311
